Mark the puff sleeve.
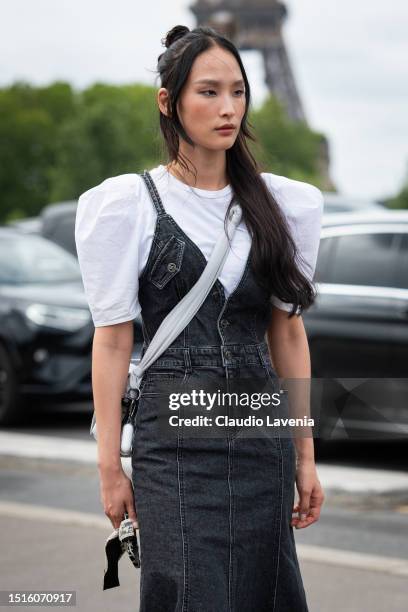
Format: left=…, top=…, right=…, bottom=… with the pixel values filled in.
left=264, top=175, right=324, bottom=313
left=75, top=175, right=143, bottom=327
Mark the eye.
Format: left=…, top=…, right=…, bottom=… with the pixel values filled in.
left=235, top=90, right=245, bottom=96
left=200, top=90, right=216, bottom=96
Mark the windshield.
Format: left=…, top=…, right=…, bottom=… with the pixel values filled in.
left=0, top=234, right=82, bottom=284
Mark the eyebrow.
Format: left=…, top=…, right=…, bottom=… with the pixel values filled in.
left=193, top=79, right=245, bottom=86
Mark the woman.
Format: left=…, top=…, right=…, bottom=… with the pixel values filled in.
left=75, top=24, right=325, bottom=611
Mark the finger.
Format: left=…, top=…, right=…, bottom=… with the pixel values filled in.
left=291, top=504, right=300, bottom=521
left=308, top=506, right=321, bottom=522
left=104, top=508, right=118, bottom=530
left=110, top=515, right=123, bottom=530
left=291, top=503, right=309, bottom=527
left=294, top=503, right=322, bottom=528
left=298, top=494, right=311, bottom=522
left=292, top=512, right=315, bottom=529
left=126, top=502, right=139, bottom=530
left=294, top=493, right=325, bottom=528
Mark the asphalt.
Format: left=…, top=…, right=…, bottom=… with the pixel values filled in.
left=1, top=515, right=407, bottom=612
left=1, top=434, right=408, bottom=612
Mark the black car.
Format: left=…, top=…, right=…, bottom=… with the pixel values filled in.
left=0, top=227, right=97, bottom=424
left=303, top=209, right=408, bottom=440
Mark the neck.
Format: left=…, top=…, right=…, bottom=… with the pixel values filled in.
left=166, top=148, right=229, bottom=190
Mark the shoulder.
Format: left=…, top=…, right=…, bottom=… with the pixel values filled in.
left=75, top=173, right=148, bottom=237
left=77, top=173, right=146, bottom=210
left=260, top=171, right=324, bottom=220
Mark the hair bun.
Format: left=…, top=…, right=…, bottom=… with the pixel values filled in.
left=163, top=25, right=190, bottom=49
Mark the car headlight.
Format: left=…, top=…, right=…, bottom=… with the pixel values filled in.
left=25, top=303, right=91, bottom=332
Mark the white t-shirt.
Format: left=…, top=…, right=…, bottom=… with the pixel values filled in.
left=75, top=164, right=324, bottom=327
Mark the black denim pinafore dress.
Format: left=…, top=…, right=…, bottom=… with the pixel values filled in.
left=131, top=171, right=309, bottom=612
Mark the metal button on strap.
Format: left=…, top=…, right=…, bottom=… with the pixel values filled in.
left=167, top=262, right=177, bottom=273
left=224, top=349, right=231, bottom=359
left=220, top=319, right=229, bottom=328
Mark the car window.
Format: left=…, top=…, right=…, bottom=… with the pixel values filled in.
left=46, top=217, right=77, bottom=256
left=396, top=233, right=408, bottom=290
left=0, top=234, right=81, bottom=284
left=314, top=237, right=335, bottom=282
left=329, top=233, right=399, bottom=287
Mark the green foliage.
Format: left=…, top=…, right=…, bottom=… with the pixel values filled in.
left=0, top=81, right=328, bottom=222
left=248, top=96, right=325, bottom=187
left=385, top=168, right=408, bottom=210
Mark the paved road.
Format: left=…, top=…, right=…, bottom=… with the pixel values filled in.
left=1, top=453, right=408, bottom=561
left=1, top=502, right=407, bottom=612
left=1, top=404, right=408, bottom=611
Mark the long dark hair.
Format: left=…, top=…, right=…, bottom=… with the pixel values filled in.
left=156, top=24, right=316, bottom=317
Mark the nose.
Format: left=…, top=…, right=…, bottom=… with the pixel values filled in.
left=219, top=93, right=236, bottom=116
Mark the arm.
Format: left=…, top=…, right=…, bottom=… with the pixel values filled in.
left=92, top=320, right=138, bottom=529
left=74, top=175, right=145, bottom=530
left=266, top=307, right=314, bottom=462
left=93, top=321, right=134, bottom=469
left=266, top=306, right=325, bottom=529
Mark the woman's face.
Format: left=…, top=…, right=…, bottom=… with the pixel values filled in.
left=160, top=45, right=247, bottom=151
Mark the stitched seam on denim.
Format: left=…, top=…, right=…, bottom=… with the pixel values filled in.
left=223, top=248, right=252, bottom=307
left=149, top=236, right=186, bottom=289
left=226, top=431, right=234, bottom=612
left=272, top=438, right=284, bottom=612
left=177, top=428, right=189, bottom=611
left=256, top=344, right=270, bottom=378
left=250, top=311, right=259, bottom=343
left=164, top=212, right=254, bottom=309
left=149, top=235, right=175, bottom=275
left=228, top=436, right=235, bottom=612
left=216, top=258, right=252, bottom=346
left=138, top=174, right=165, bottom=286
left=139, top=218, right=163, bottom=285
left=164, top=214, right=226, bottom=300
left=143, top=171, right=166, bottom=216
left=139, top=171, right=182, bottom=286
left=256, top=344, right=279, bottom=385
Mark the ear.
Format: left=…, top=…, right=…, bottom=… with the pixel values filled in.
left=157, top=88, right=171, bottom=118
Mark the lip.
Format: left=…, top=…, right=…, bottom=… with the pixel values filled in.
left=215, top=126, right=235, bottom=133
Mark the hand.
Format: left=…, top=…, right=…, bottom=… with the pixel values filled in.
left=291, top=459, right=325, bottom=529
left=99, top=465, right=138, bottom=530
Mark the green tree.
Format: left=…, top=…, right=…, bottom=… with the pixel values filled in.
left=386, top=163, right=408, bottom=210
left=0, top=81, right=328, bottom=222
left=49, top=83, right=161, bottom=201
left=0, top=82, right=76, bottom=220
left=249, top=96, right=325, bottom=187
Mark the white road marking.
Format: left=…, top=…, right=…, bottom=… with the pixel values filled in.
left=1, top=500, right=407, bottom=576
left=315, top=463, right=408, bottom=492
left=296, top=543, right=408, bottom=577
left=0, top=431, right=97, bottom=463
left=0, top=500, right=108, bottom=529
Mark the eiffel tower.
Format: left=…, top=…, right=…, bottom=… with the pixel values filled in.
left=189, top=0, right=332, bottom=186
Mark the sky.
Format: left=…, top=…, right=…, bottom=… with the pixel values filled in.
left=1, top=0, right=408, bottom=199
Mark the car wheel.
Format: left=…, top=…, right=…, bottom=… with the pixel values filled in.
left=0, top=343, right=22, bottom=426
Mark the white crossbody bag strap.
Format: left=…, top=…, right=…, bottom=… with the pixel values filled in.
left=90, top=203, right=242, bottom=445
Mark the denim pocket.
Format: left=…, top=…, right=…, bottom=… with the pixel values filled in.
left=148, top=235, right=185, bottom=289
left=141, top=369, right=191, bottom=396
